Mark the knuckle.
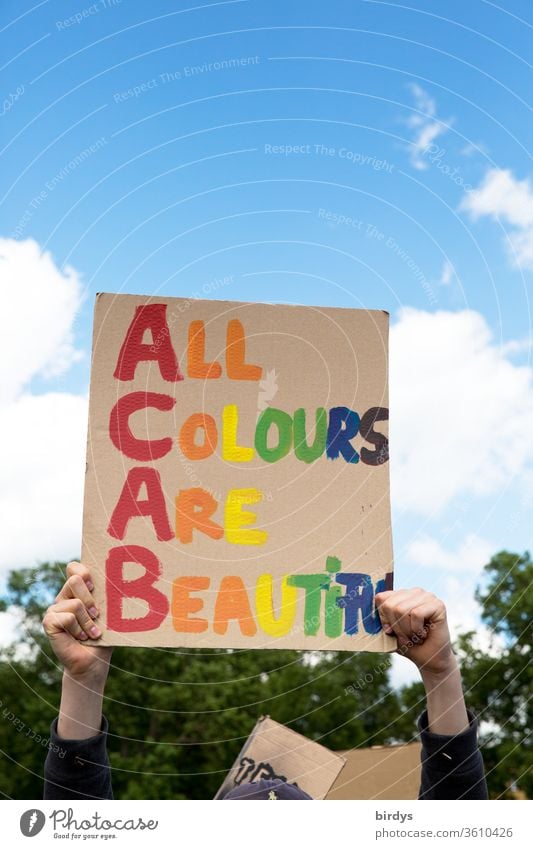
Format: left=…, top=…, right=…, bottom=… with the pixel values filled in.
left=69, top=574, right=83, bottom=591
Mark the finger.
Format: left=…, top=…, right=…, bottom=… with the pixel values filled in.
left=43, top=610, right=88, bottom=641
left=374, top=590, right=392, bottom=632
left=385, top=592, right=427, bottom=640
left=375, top=587, right=424, bottom=612
left=393, top=590, right=432, bottom=640
left=66, top=561, right=94, bottom=593
left=48, top=599, right=101, bottom=640
left=408, top=607, right=428, bottom=643
left=375, top=588, right=425, bottom=636
left=375, top=589, right=407, bottom=633
left=390, top=603, right=415, bottom=641
left=57, top=573, right=98, bottom=619
left=409, top=599, right=447, bottom=631
left=400, top=598, right=447, bottom=650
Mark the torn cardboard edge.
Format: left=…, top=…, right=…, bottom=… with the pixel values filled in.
left=214, top=715, right=347, bottom=800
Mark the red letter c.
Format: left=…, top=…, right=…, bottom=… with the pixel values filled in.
left=109, top=391, right=175, bottom=461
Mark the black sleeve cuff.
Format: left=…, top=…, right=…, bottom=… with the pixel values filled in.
left=418, top=708, right=480, bottom=769
left=417, top=708, right=488, bottom=799
left=44, top=714, right=113, bottom=799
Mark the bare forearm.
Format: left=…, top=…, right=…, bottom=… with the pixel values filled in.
left=420, top=657, right=469, bottom=735
left=57, top=670, right=108, bottom=740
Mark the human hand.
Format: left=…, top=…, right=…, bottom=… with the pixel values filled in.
left=375, top=588, right=456, bottom=678
left=43, top=561, right=112, bottom=682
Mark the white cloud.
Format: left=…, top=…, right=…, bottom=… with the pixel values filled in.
left=460, top=168, right=533, bottom=270
left=460, top=141, right=488, bottom=158
left=405, top=83, right=450, bottom=170
left=390, top=307, right=533, bottom=514
left=0, top=237, right=84, bottom=404
left=501, top=337, right=532, bottom=356
left=0, top=239, right=87, bottom=588
left=438, top=260, right=454, bottom=286
left=389, top=653, right=420, bottom=690
left=0, top=609, right=23, bottom=646
left=0, top=392, right=87, bottom=571
left=405, top=533, right=493, bottom=633
left=0, top=607, right=33, bottom=658
left=406, top=532, right=492, bottom=576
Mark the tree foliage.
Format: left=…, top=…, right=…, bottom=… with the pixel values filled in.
left=456, top=551, right=532, bottom=799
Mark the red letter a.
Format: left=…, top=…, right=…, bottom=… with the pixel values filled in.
left=106, top=545, right=169, bottom=633
left=114, top=303, right=183, bottom=382
left=107, top=467, right=173, bottom=541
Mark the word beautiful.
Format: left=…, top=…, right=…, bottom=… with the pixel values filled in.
left=104, top=303, right=390, bottom=640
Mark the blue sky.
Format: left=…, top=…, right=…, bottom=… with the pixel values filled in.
left=1, top=0, right=532, bottom=680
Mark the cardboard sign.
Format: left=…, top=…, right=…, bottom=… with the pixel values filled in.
left=215, top=716, right=346, bottom=800
left=326, top=743, right=421, bottom=800
left=82, top=293, right=395, bottom=650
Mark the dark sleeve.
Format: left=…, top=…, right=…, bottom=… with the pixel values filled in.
left=418, top=709, right=488, bottom=800
left=44, top=715, right=113, bottom=800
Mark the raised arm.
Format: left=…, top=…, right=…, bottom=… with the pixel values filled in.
left=42, top=561, right=114, bottom=799
left=375, top=588, right=488, bottom=800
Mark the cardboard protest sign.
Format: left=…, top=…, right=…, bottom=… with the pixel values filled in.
left=82, top=293, right=395, bottom=650
left=215, top=716, right=346, bottom=800
left=326, top=742, right=421, bottom=800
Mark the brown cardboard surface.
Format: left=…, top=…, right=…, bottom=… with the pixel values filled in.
left=326, top=743, right=422, bottom=800
left=215, top=716, right=346, bottom=800
left=82, top=293, right=395, bottom=650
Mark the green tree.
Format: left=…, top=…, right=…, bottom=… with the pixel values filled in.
left=0, top=561, right=404, bottom=799
left=456, top=551, right=532, bottom=799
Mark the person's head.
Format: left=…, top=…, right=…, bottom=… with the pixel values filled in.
left=222, top=779, right=312, bottom=800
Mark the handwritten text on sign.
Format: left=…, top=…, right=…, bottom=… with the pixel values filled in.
left=82, top=295, right=394, bottom=651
